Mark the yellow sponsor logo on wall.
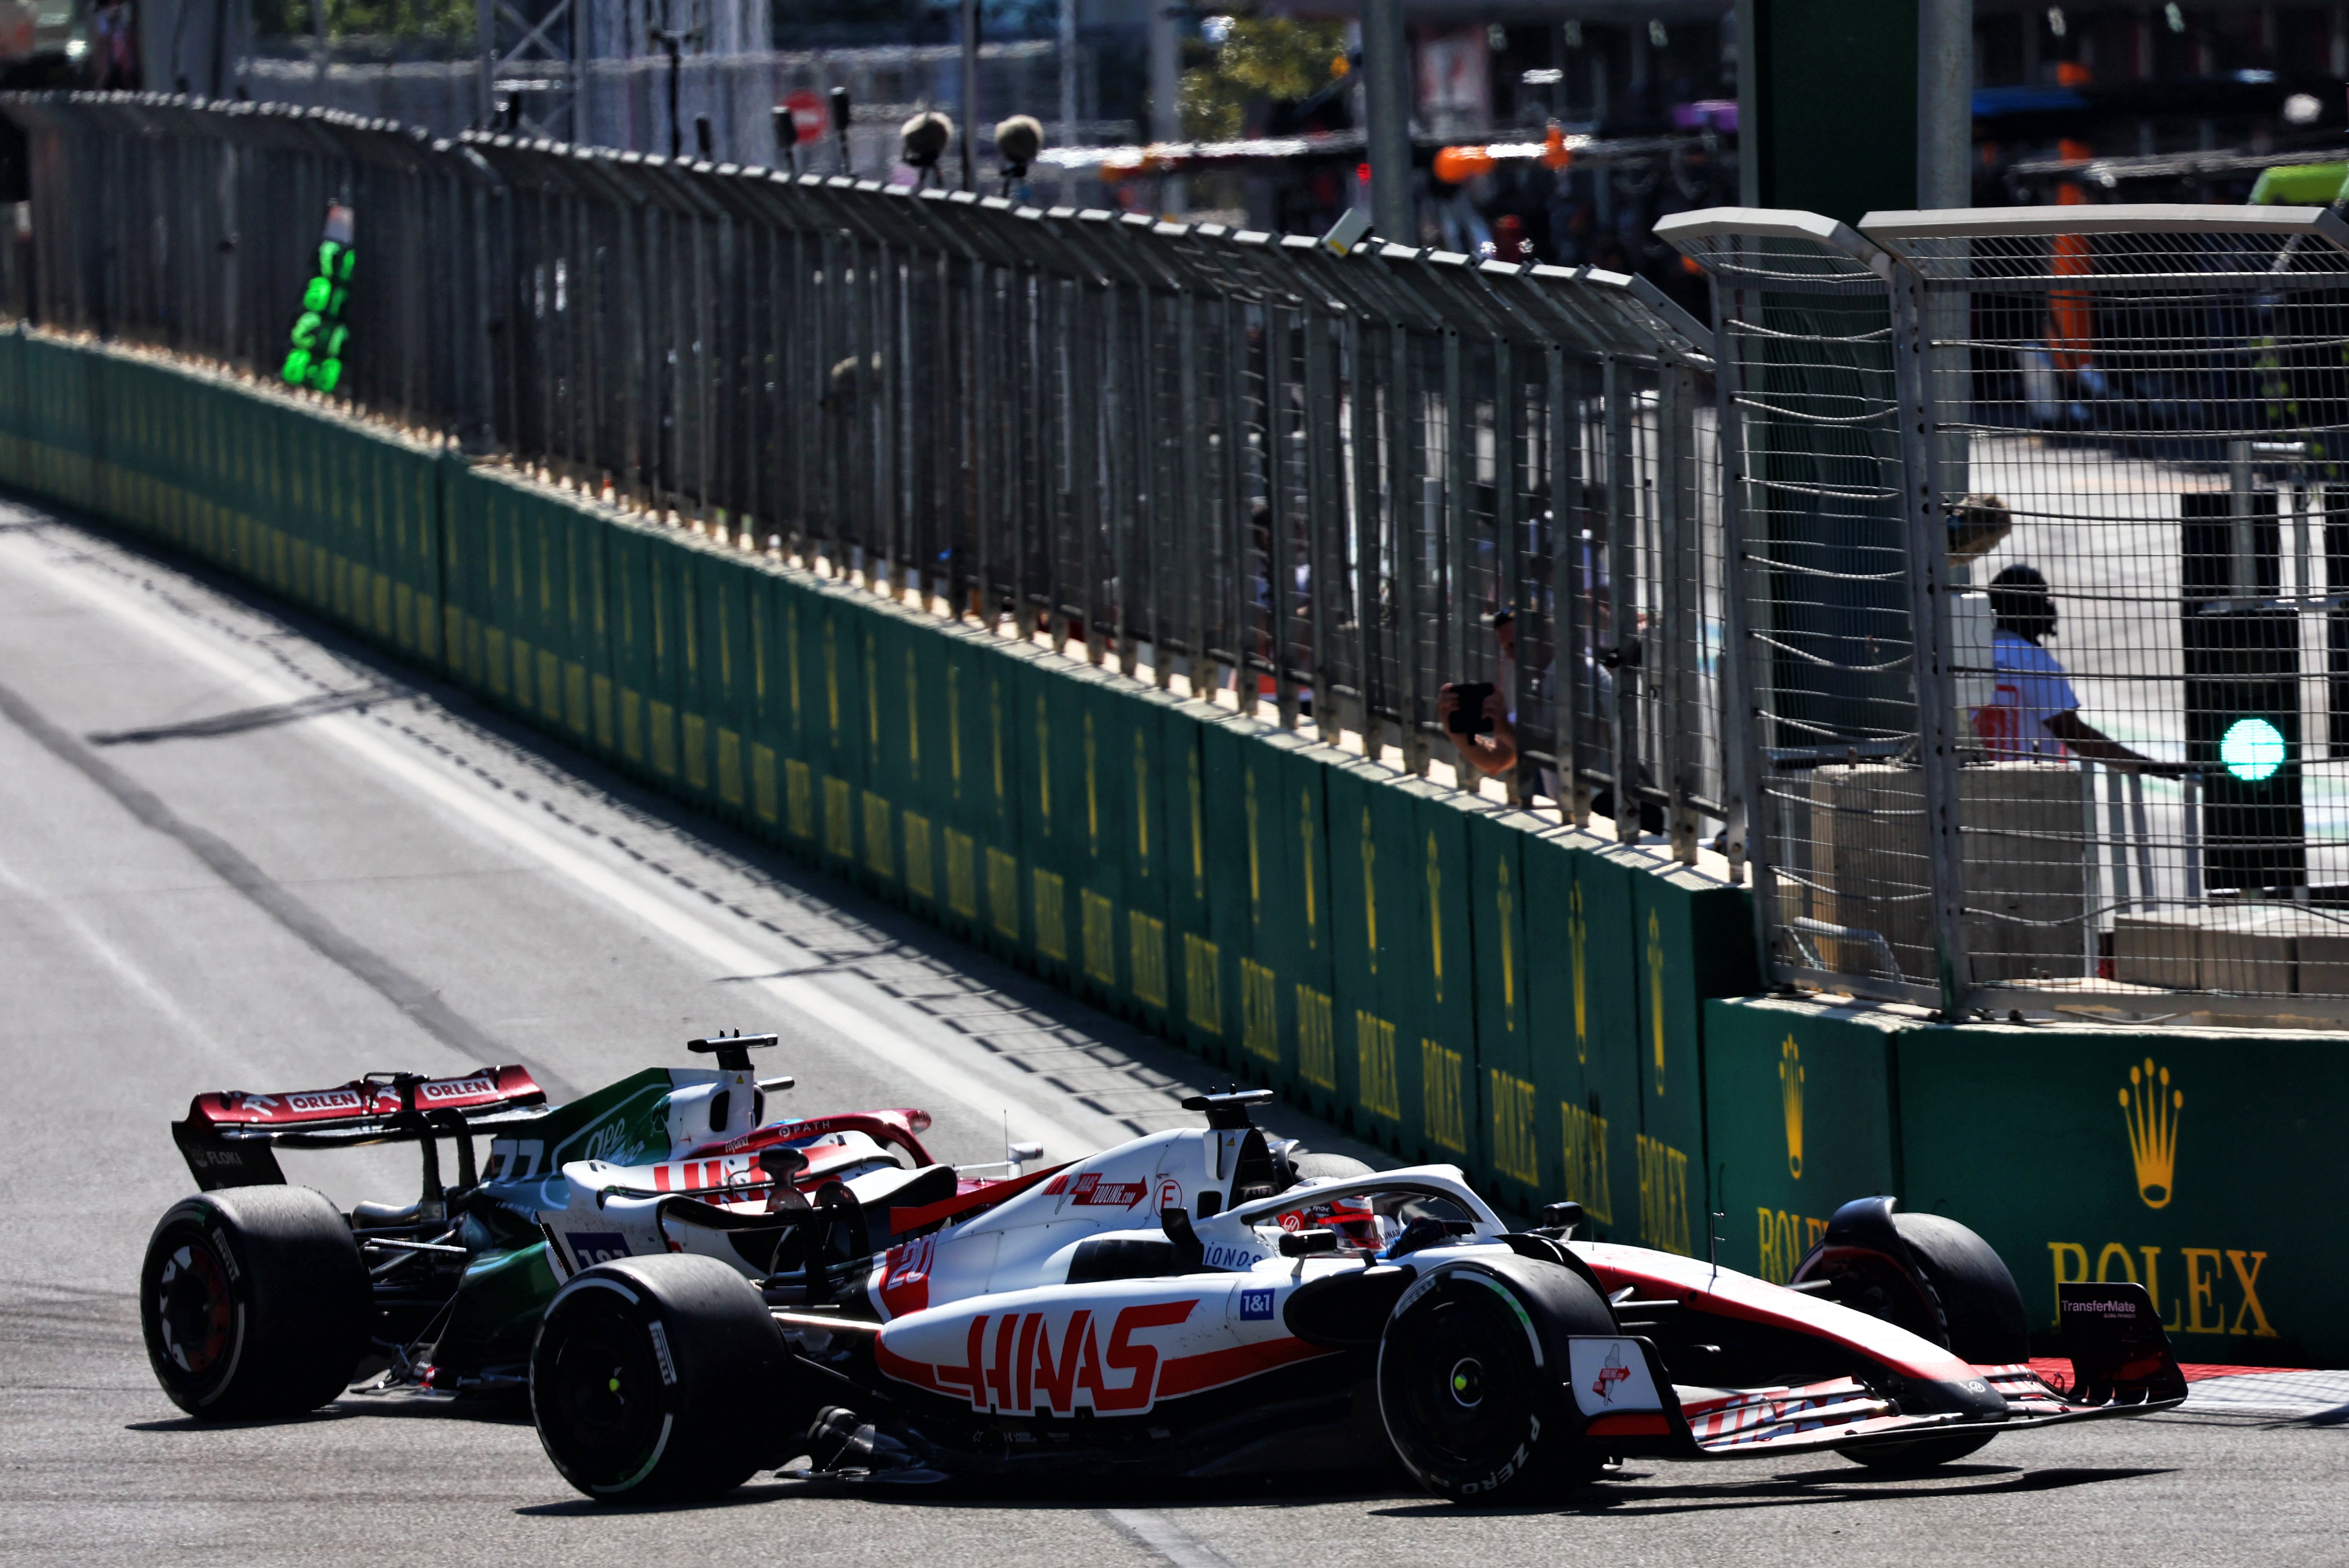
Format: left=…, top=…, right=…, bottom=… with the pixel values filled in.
left=1296, top=985, right=1336, bottom=1090
left=1560, top=1101, right=1613, bottom=1224
left=1568, top=882, right=1588, bottom=1064
left=2045, top=1241, right=2274, bottom=1339
left=1636, top=1133, right=1692, bottom=1256
left=1647, top=909, right=1665, bottom=1096
left=1488, top=1070, right=1538, bottom=1186
left=1756, top=1207, right=1829, bottom=1285
left=1780, top=1035, right=1804, bottom=1180
left=1185, top=934, right=1222, bottom=1036
left=1240, top=958, right=1279, bottom=1063
left=1421, top=1041, right=1466, bottom=1153
left=1128, top=912, right=1168, bottom=1009
left=1081, top=890, right=1116, bottom=986
left=2040, top=1060, right=2275, bottom=1338
left=1426, top=832, right=1444, bottom=1004
left=2122, top=1057, right=2182, bottom=1209
left=1355, top=1011, right=1399, bottom=1120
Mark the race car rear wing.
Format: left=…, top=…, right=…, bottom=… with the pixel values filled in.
left=171, top=1066, right=549, bottom=1191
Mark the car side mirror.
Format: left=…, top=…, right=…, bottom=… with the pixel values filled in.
left=1539, top=1201, right=1586, bottom=1237
left=1279, top=1228, right=1339, bottom=1258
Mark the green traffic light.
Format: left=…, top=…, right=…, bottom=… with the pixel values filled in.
left=2219, top=717, right=2287, bottom=782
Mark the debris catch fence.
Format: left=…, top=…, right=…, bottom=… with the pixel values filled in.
left=24, top=92, right=2349, bottom=1024
left=3, top=91, right=1730, bottom=861
left=1661, top=202, right=2349, bottom=1022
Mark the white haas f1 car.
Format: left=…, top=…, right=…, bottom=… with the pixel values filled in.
left=528, top=1088, right=2187, bottom=1503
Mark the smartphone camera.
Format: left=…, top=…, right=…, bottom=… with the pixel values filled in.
left=1447, top=681, right=1495, bottom=737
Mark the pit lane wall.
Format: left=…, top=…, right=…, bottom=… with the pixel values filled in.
left=0, top=329, right=1758, bottom=1248
left=1707, top=993, right=2348, bottom=1366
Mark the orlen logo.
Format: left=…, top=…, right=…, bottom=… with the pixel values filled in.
left=420, top=1076, right=497, bottom=1102
left=284, top=1090, right=364, bottom=1116
left=933, top=1301, right=1196, bottom=1414
left=1589, top=1341, right=1633, bottom=1402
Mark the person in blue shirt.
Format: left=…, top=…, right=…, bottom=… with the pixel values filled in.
left=1973, top=564, right=2176, bottom=774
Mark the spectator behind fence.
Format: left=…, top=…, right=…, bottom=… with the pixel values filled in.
left=1972, top=563, right=2178, bottom=774
left=1437, top=610, right=1664, bottom=831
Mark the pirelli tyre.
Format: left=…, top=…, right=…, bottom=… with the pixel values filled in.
left=1376, top=1255, right=1616, bottom=1503
left=140, top=1187, right=370, bottom=1419
left=531, top=1253, right=799, bottom=1503
left=1808, top=1205, right=2026, bottom=1472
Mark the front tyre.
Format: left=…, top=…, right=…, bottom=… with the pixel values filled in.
left=1376, top=1260, right=1613, bottom=1504
left=140, top=1187, right=369, bottom=1420
left=531, top=1254, right=798, bottom=1504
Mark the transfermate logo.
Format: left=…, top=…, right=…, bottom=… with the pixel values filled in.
left=2120, top=1057, right=2181, bottom=1208
left=1780, top=1035, right=1804, bottom=1180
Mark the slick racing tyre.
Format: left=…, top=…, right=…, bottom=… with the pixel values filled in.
left=1887, top=1211, right=2029, bottom=1367
left=531, top=1253, right=799, bottom=1504
left=1376, top=1258, right=1613, bottom=1504
left=140, top=1187, right=370, bottom=1420
left=1803, top=1204, right=2024, bottom=1472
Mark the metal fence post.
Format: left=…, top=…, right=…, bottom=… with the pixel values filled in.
left=1888, top=254, right=1971, bottom=1016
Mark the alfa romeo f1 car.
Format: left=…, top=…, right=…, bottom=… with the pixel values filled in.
left=526, top=1088, right=2188, bottom=1504
left=140, top=1032, right=1035, bottom=1418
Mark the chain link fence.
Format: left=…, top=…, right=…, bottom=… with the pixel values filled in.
left=1664, top=202, right=2349, bottom=1024
left=0, top=90, right=1731, bottom=860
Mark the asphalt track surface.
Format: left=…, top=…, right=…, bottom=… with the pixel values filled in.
left=1, top=496, right=2344, bottom=1568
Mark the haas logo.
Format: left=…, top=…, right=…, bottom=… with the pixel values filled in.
left=1590, top=1342, right=1632, bottom=1403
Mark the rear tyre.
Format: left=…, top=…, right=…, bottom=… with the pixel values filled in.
left=1377, top=1260, right=1613, bottom=1504
left=531, top=1253, right=800, bottom=1504
left=1839, top=1431, right=1998, bottom=1471
left=140, top=1187, right=370, bottom=1419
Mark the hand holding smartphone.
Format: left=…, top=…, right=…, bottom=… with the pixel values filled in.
left=1446, top=681, right=1495, bottom=736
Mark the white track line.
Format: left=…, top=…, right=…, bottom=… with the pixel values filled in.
left=1100, top=1509, right=1246, bottom=1568
left=2184, top=1370, right=2349, bottom=1418
left=0, top=529, right=1100, bottom=1159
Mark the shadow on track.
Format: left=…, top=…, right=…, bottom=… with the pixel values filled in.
left=1365, top=1463, right=2174, bottom=1519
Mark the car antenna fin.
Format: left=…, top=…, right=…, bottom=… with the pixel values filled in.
left=1179, top=1087, right=1274, bottom=1131
left=687, top=1028, right=780, bottom=1073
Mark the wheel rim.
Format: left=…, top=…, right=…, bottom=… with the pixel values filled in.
left=1396, top=1292, right=1536, bottom=1473
left=154, top=1238, right=233, bottom=1380
left=1448, top=1356, right=1486, bottom=1409
left=542, top=1300, right=668, bottom=1486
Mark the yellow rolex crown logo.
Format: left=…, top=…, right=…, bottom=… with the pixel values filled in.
left=1779, top=1036, right=1804, bottom=1180
left=2120, top=1057, right=2181, bottom=1209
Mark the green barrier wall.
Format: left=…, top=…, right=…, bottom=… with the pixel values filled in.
left=1706, top=993, right=2348, bottom=1365
left=27, top=333, right=2337, bottom=1362
left=0, top=331, right=1776, bottom=1239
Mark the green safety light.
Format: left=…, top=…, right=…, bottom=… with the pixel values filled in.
left=283, top=201, right=355, bottom=395
left=2219, top=716, right=2287, bottom=782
